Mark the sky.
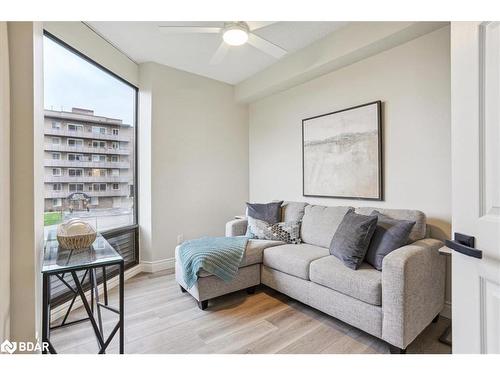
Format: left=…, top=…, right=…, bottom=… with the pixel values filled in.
left=43, top=36, right=136, bottom=125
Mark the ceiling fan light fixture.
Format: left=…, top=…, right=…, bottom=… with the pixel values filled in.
left=222, top=24, right=248, bottom=46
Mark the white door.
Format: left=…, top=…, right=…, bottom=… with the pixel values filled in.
left=451, top=21, right=500, bottom=354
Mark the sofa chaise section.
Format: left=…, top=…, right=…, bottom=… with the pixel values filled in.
left=174, top=239, right=283, bottom=309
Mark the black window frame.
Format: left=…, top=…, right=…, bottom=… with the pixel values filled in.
left=43, top=30, right=140, bottom=306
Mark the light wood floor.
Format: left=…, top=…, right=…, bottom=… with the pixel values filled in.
left=50, top=270, right=451, bottom=354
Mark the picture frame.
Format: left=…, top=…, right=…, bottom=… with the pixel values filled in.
left=302, top=100, right=383, bottom=200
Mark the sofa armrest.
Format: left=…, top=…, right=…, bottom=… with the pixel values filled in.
left=381, top=238, right=445, bottom=349
left=225, top=218, right=248, bottom=237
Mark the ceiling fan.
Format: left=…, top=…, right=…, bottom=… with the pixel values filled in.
left=158, top=21, right=288, bottom=64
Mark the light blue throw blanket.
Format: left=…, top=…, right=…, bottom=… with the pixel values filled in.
left=178, top=236, right=249, bottom=289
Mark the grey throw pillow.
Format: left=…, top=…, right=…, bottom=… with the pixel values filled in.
left=365, top=211, right=416, bottom=271
left=329, top=210, right=378, bottom=270
left=246, top=201, right=283, bottom=224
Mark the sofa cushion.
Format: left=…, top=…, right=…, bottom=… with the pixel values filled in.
left=241, top=239, right=285, bottom=266
left=263, top=244, right=329, bottom=280
left=281, top=201, right=308, bottom=222
left=309, top=256, right=382, bottom=306
left=175, top=239, right=283, bottom=277
left=300, top=205, right=354, bottom=248
left=355, top=207, right=426, bottom=243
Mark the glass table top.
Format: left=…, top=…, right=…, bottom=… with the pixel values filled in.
left=42, top=230, right=123, bottom=274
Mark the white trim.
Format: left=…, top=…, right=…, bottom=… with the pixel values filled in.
left=440, top=301, right=452, bottom=320
left=50, top=264, right=143, bottom=322
left=140, top=257, right=175, bottom=273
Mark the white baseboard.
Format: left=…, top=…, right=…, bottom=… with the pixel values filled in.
left=50, top=264, right=143, bottom=322
left=140, top=257, right=175, bottom=273
left=440, top=301, right=451, bottom=319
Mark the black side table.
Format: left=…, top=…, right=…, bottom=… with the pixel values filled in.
left=42, top=233, right=124, bottom=354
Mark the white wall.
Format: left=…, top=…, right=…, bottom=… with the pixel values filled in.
left=249, top=26, right=451, bottom=239
left=139, top=62, right=249, bottom=267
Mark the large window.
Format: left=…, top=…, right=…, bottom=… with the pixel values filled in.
left=43, top=32, right=138, bottom=304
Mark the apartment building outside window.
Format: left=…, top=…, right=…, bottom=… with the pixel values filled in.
left=68, top=153, right=85, bottom=161
left=92, top=140, right=106, bottom=148
left=43, top=31, right=138, bottom=306
left=92, top=154, right=106, bottom=162
left=68, top=168, right=83, bottom=177
left=92, top=126, right=106, bottom=134
left=68, top=138, right=83, bottom=147
left=68, top=183, right=84, bottom=192
left=68, top=123, right=84, bottom=132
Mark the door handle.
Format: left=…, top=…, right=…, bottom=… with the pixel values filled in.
left=445, top=232, right=483, bottom=259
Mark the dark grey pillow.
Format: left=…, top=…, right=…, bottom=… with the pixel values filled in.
left=329, top=210, right=378, bottom=270
left=365, top=211, right=416, bottom=271
left=246, top=201, right=283, bottom=224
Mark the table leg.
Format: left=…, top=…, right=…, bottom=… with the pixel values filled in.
left=92, top=268, right=104, bottom=339
left=42, top=273, right=50, bottom=354
left=439, top=324, right=452, bottom=346
left=119, top=261, right=124, bottom=354
left=102, top=266, right=108, bottom=306
left=90, top=269, right=94, bottom=314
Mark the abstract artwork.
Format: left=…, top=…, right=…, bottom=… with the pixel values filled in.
left=302, top=101, right=383, bottom=200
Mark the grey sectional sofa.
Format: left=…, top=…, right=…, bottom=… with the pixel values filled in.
left=175, top=202, right=446, bottom=353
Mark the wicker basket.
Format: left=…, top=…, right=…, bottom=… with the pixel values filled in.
left=57, top=219, right=97, bottom=250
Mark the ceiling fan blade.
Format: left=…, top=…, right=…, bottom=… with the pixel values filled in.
left=159, top=26, right=221, bottom=34
left=246, top=21, right=277, bottom=31
left=247, top=34, right=287, bottom=59
left=210, top=42, right=229, bottom=65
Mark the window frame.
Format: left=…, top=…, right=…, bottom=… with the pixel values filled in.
left=68, top=183, right=84, bottom=192
left=68, top=168, right=84, bottom=177
left=67, top=138, right=84, bottom=148
left=44, top=30, right=139, bottom=307
left=68, top=123, right=84, bottom=132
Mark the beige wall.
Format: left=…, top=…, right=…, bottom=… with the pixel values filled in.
left=8, top=21, right=45, bottom=345
left=248, top=26, right=452, bottom=313
left=139, top=62, right=249, bottom=265
left=0, top=21, right=11, bottom=342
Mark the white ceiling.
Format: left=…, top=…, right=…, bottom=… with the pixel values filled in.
left=87, top=21, right=348, bottom=84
